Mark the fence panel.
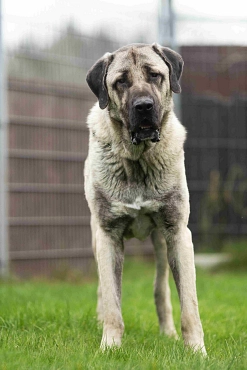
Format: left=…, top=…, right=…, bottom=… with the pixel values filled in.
left=8, top=79, right=94, bottom=276
left=181, top=46, right=247, bottom=250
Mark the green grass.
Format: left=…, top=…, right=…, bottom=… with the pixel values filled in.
left=217, top=239, right=247, bottom=272
left=0, top=258, right=246, bottom=369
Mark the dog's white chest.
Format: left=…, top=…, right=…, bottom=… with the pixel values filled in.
left=123, top=196, right=155, bottom=211
left=119, top=196, right=158, bottom=241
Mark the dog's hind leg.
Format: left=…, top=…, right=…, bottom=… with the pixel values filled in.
left=95, top=225, right=124, bottom=349
left=91, top=216, right=104, bottom=323
left=151, top=229, right=178, bottom=338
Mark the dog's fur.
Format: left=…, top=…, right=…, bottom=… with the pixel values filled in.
left=85, top=43, right=206, bottom=354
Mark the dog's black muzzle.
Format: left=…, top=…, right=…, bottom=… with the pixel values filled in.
left=129, top=97, right=160, bottom=145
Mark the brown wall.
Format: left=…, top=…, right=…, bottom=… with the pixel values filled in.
left=8, top=78, right=95, bottom=276
left=181, top=46, right=247, bottom=97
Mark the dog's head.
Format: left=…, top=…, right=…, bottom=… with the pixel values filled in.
left=86, top=43, right=183, bottom=145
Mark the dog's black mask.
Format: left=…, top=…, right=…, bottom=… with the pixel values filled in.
left=129, top=95, right=160, bottom=145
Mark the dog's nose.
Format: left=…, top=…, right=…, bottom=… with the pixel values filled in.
left=134, top=98, right=154, bottom=112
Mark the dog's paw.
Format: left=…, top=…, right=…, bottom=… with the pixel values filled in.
left=100, top=337, right=121, bottom=351
left=185, top=342, right=207, bottom=356
left=165, top=329, right=179, bottom=340
left=100, top=330, right=122, bottom=350
left=160, top=325, right=179, bottom=340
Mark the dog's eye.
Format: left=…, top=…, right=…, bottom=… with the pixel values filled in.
left=150, top=72, right=159, bottom=78
left=116, top=77, right=126, bottom=85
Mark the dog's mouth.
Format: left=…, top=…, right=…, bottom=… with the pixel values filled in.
left=139, top=122, right=152, bottom=130
left=130, top=122, right=160, bottom=145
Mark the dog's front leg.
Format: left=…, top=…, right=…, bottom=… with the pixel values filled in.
left=166, top=225, right=206, bottom=354
left=96, top=226, right=124, bottom=349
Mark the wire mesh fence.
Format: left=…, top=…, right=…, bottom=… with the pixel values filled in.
left=3, top=6, right=247, bottom=276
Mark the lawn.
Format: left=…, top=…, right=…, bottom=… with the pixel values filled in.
left=0, top=258, right=246, bottom=369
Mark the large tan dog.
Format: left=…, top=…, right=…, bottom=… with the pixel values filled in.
left=85, top=43, right=206, bottom=354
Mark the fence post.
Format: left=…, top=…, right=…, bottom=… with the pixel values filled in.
left=158, top=0, right=181, bottom=120
left=0, top=0, right=9, bottom=277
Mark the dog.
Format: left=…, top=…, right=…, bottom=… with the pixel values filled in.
left=84, top=43, right=206, bottom=354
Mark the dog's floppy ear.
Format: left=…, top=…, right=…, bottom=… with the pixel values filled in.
left=86, top=53, right=113, bottom=109
left=152, top=43, right=184, bottom=94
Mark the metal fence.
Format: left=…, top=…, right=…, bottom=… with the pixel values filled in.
left=3, top=9, right=247, bottom=276
left=181, top=46, right=247, bottom=249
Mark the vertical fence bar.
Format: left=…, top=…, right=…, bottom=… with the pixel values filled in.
left=158, top=0, right=181, bottom=120
left=0, top=0, right=9, bottom=277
